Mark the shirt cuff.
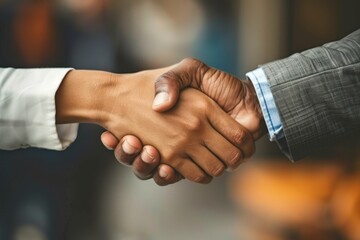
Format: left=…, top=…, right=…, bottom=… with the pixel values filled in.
left=246, top=68, right=283, bottom=141
left=0, top=68, right=78, bottom=150
left=37, top=68, right=80, bottom=150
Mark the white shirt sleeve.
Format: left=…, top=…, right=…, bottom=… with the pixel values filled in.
left=0, top=68, right=79, bottom=150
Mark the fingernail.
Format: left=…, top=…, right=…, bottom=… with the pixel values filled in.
left=141, top=148, right=154, bottom=163
left=153, top=92, right=169, bottom=106
left=159, top=166, right=168, bottom=178
left=122, top=140, right=137, bottom=154
left=104, top=145, right=114, bottom=150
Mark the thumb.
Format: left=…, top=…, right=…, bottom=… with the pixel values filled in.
left=152, top=72, right=181, bottom=112
left=152, top=58, right=205, bottom=112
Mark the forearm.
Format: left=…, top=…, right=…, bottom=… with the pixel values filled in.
left=55, top=69, right=124, bottom=126
left=0, top=67, right=155, bottom=150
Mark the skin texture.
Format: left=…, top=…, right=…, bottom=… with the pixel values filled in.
left=55, top=67, right=255, bottom=184
left=101, top=58, right=266, bottom=186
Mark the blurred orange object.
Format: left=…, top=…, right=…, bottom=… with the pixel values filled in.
left=12, top=0, right=58, bottom=66
left=331, top=173, right=360, bottom=240
left=230, top=158, right=360, bottom=240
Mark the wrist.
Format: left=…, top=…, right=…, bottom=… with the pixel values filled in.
left=245, top=79, right=263, bottom=118
left=244, top=79, right=267, bottom=139
left=55, top=69, right=117, bottom=125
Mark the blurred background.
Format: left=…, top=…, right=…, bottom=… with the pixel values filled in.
left=0, top=0, right=359, bottom=239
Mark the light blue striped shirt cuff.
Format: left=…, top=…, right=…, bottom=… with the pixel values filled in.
left=246, top=68, right=284, bottom=141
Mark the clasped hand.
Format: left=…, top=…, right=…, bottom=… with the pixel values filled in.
left=100, top=58, right=266, bottom=185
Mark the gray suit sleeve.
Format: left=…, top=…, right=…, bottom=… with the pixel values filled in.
left=261, top=29, right=360, bottom=161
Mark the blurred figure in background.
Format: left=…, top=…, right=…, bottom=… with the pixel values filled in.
left=59, top=0, right=116, bottom=71
left=110, top=0, right=239, bottom=72
left=0, top=0, right=62, bottom=67
left=111, top=0, right=205, bottom=69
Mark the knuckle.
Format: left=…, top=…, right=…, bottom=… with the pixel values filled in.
left=192, top=174, right=212, bottom=184
left=192, top=98, right=212, bottom=117
left=233, top=129, right=249, bottom=146
left=196, top=97, right=211, bottom=108
left=161, top=151, right=177, bottom=165
left=182, top=57, right=202, bottom=67
left=181, top=57, right=208, bottom=73
left=157, top=70, right=177, bottom=82
left=181, top=58, right=209, bottom=85
left=186, top=116, right=203, bottom=132
left=155, top=73, right=174, bottom=92
left=210, top=164, right=225, bottom=177
left=227, top=149, right=242, bottom=169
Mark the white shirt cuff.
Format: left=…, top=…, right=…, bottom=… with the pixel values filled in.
left=246, top=68, right=283, bottom=141
left=0, top=68, right=79, bottom=150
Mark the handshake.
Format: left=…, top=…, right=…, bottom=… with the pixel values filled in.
left=56, top=58, right=266, bottom=186
left=45, top=30, right=360, bottom=185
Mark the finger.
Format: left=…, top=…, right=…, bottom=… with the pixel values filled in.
left=187, top=146, right=226, bottom=177
left=206, top=102, right=256, bottom=159
left=132, top=145, right=161, bottom=180
left=114, top=136, right=143, bottom=166
left=152, top=58, right=206, bottom=112
left=153, top=165, right=183, bottom=186
left=100, top=131, right=119, bottom=150
left=204, top=129, right=244, bottom=171
left=170, top=157, right=212, bottom=184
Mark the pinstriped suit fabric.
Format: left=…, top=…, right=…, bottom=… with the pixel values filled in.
left=261, top=29, right=360, bottom=160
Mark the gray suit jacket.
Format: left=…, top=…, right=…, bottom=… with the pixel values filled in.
left=261, top=29, right=360, bottom=161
